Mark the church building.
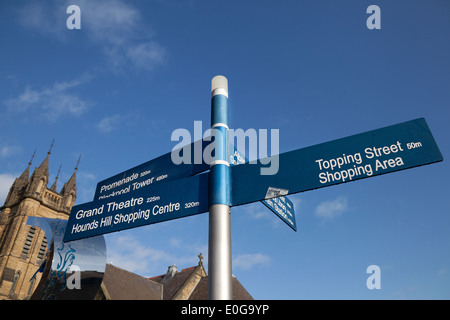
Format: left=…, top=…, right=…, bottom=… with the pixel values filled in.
left=0, top=149, right=252, bottom=300
left=0, top=148, right=77, bottom=300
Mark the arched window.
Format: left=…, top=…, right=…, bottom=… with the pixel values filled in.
left=27, top=277, right=36, bottom=298
left=8, top=270, right=21, bottom=299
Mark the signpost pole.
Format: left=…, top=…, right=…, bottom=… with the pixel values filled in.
left=208, top=76, right=233, bottom=300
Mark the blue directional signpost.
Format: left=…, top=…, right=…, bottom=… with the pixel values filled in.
left=230, top=117, right=443, bottom=207
left=64, top=76, right=443, bottom=300
left=64, top=172, right=209, bottom=242
left=92, top=139, right=211, bottom=202
left=230, top=142, right=297, bottom=231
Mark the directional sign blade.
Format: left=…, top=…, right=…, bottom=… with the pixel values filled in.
left=64, top=172, right=209, bottom=242
left=94, top=138, right=210, bottom=201
left=229, top=142, right=297, bottom=231
left=262, top=196, right=297, bottom=231
left=231, top=118, right=443, bottom=207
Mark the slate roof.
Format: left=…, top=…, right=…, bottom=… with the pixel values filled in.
left=150, top=266, right=200, bottom=300
left=100, top=260, right=253, bottom=300
left=187, top=276, right=253, bottom=300
left=100, top=264, right=162, bottom=300
left=150, top=266, right=253, bottom=300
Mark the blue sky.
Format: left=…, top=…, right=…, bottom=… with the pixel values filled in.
left=1, top=0, right=449, bottom=299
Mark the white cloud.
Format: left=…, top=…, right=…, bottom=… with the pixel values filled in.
left=106, top=233, right=206, bottom=277
left=233, top=253, right=271, bottom=270
left=106, top=234, right=173, bottom=276
left=16, top=1, right=67, bottom=41
left=79, top=0, right=167, bottom=72
left=96, top=114, right=122, bottom=133
left=0, top=173, right=17, bottom=205
left=75, top=171, right=97, bottom=204
left=169, top=237, right=183, bottom=247
left=125, top=41, right=167, bottom=71
left=4, top=76, right=92, bottom=121
left=16, top=0, right=167, bottom=72
left=79, top=0, right=140, bottom=44
left=438, top=268, right=447, bottom=276
left=241, top=199, right=298, bottom=229
left=246, top=204, right=271, bottom=221
left=96, top=113, right=141, bottom=134
left=315, top=196, right=348, bottom=220
left=0, top=145, right=22, bottom=158
left=394, top=285, right=417, bottom=299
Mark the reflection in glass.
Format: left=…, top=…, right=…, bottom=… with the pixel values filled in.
left=27, top=217, right=106, bottom=300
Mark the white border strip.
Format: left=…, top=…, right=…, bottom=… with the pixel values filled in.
left=211, top=88, right=228, bottom=98
left=211, top=123, right=229, bottom=130
left=210, top=160, right=230, bottom=167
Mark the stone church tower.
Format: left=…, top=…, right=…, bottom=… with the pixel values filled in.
left=0, top=148, right=77, bottom=300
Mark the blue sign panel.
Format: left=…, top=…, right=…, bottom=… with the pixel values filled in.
left=229, top=143, right=297, bottom=231
left=262, top=196, right=297, bottom=231
left=93, top=139, right=210, bottom=201
left=231, top=118, right=443, bottom=207
left=64, top=172, right=209, bottom=242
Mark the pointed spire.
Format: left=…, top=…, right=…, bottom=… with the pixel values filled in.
left=28, top=141, right=54, bottom=195
left=75, top=154, right=81, bottom=172
left=61, top=154, right=79, bottom=197
left=35, top=141, right=53, bottom=179
left=29, top=149, right=36, bottom=166
left=48, top=138, right=55, bottom=155
left=3, top=150, right=36, bottom=206
left=18, top=150, right=36, bottom=182
left=50, top=164, right=62, bottom=192
left=67, top=154, right=80, bottom=187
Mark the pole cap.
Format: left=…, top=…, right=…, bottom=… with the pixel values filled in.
left=211, top=75, right=228, bottom=98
